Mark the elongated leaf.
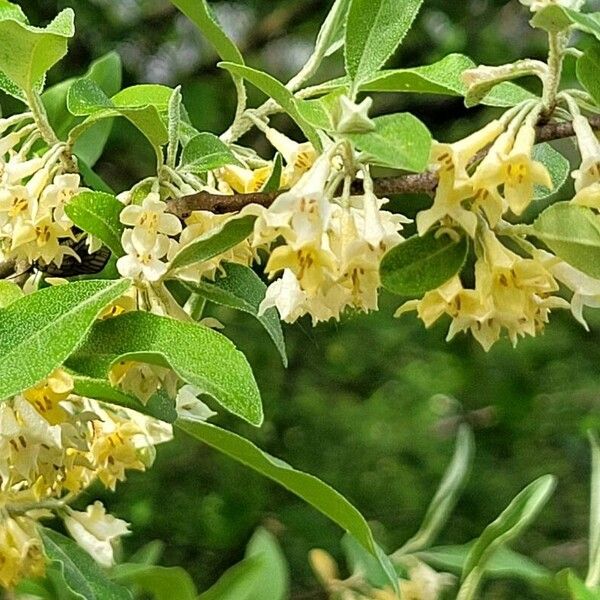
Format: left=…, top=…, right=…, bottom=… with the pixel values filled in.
left=0, top=0, right=27, bottom=22
left=169, top=0, right=243, bottom=65
left=65, top=191, right=125, bottom=257
left=244, top=528, right=289, bottom=600
left=167, top=215, right=256, bottom=273
left=180, top=133, right=240, bottom=173
left=183, top=263, right=287, bottom=366
left=532, top=203, right=600, bottom=279
left=41, top=529, right=132, bottom=600
left=66, top=311, right=262, bottom=426
left=218, top=62, right=321, bottom=149
left=0, top=279, right=129, bottom=401
left=313, top=0, right=352, bottom=58
left=381, top=233, right=469, bottom=297
left=71, top=375, right=177, bottom=423
left=345, top=0, right=423, bottom=90
left=588, top=431, right=600, bottom=588
left=198, top=555, right=266, bottom=600
left=565, top=570, right=600, bottom=600
left=111, top=564, right=197, bottom=600
left=577, top=44, right=600, bottom=106
left=347, top=112, right=431, bottom=172
left=397, top=425, right=474, bottom=555
left=362, top=53, right=536, bottom=107
left=177, top=420, right=398, bottom=593
left=416, top=544, right=552, bottom=583
left=342, top=534, right=395, bottom=589
left=458, top=475, right=556, bottom=600
left=0, top=8, right=74, bottom=92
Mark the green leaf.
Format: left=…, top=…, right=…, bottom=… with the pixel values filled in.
left=66, top=311, right=263, bottom=426
left=342, top=534, right=396, bottom=589
left=71, top=375, right=178, bottom=423
left=416, top=544, right=552, bottom=584
left=43, top=51, right=122, bottom=166
left=168, top=0, right=244, bottom=65
left=0, top=280, right=24, bottom=308
left=167, top=86, right=182, bottom=168
left=347, top=112, right=431, bottom=172
left=531, top=6, right=600, bottom=38
left=560, top=570, right=600, bottom=600
left=40, top=529, right=132, bottom=600
left=457, top=475, right=556, bottom=600
left=313, top=0, right=352, bottom=58
left=0, top=0, right=27, bottom=22
left=532, top=143, right=569, bottom=200
left=577, top=44, right=600, bottom=106
left=177, top=420, right=398, bottom=593
left=345, top=0, right=423, bottom=90
left=397, top=425, right=474, bottom=555
left=111, top=564, right=197, bottom=600
left=588, top=431, right=600, bottom=588
left=260, top=153, right=282, bottom=192
left=183, top=263, right=287, bottom=366
left=127, top=541, right=164, bottom=566
left=180, top=133, right=240, bottom=173
left=68, top=81, right=171, bottom=149
left=532, top=203, right=600, bottom=279
left=380, top=232, right=469, bottom=297
left=0, top=279, right=129, bottom=401
left=243, top=528, right=290, bottom=600
left=167, top=215, right=256, bottom=274
left=0, top=8, right=74, bottom=93
left=64, top=191, right=125, bottom=257
left=361, top=53, right=536, bottom=108
left=198, top=555, right=266, bottom=600
left=218, top=62, right=321, bottom=150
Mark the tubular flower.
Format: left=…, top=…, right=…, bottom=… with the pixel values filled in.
left=263, top=127, right=316, bottom=187
left=0, top=117, right=87, bottom=271
left=0, top=368, right=172, bottom=587
left=117, top=230, right=171, bottom=282
left=571, top=114, right=600, bottom=194
left=218, top=164, right=272, bottom=194
left=396, top=232, right=568, bottom=350
left=256, top=157, right=407, bottom=323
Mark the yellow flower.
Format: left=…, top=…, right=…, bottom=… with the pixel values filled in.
left=219, top=164, right=272, bottom=193
left=500, top=124, right=552, bottom=215
left=0, top=516, right=45, bottom=589
left=431, top=120, right=504, bottom=185
left=22, top=369, right=73, bottom=425
left=572, top=115, right=600, bottom=193
left=264, top=127, right=316, bottom=187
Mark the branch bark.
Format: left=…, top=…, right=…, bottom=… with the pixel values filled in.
left=164, top=115, right=600, bottom=218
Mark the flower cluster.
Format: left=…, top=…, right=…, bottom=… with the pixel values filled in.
left=0, top=114, right=86, bottom=272
left=397, top=230, right=568, bottom=351
left=417, top=111, right=552, bottom=238
left=253, top=155, right=408, bottom=323
left=0, top=368, right=172, bottom=586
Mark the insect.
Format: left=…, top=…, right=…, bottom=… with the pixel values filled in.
left=41, top=236, right=112, bottom=277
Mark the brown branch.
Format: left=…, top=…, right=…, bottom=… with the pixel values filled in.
left=167, top=116, right=600, bottom=219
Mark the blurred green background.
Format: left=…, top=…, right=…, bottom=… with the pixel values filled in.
left=8, top=1, right=600, bottom=597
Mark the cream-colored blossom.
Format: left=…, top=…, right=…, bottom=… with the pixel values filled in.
left=64, top=502, right=130, bottom=567
left=117, top=230, right=170, bottom=282
left=0, top=516, right=45, bottom=589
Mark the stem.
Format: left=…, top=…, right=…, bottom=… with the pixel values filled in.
left=24, top=89, right=58, bottom=147
left=542, top=31, right=567, bottom=117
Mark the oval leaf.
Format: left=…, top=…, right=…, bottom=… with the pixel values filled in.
left=381, top=232, right=469, bottom=296
left=0, top=279, right=130, bottom=401
left=65, top=191, right=125, bottom=256
left=183, top=263, right=287, bottom=366
left=66, top=311, right=263, bottom=426
left=347, top=112, right=432, bottom=172
left=532, top=203, right=600, bottom=279
left=111, top=564, right=197, bottom=600
left=180, top=133, right=240, bottom=173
